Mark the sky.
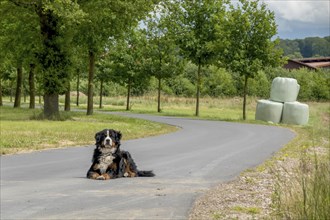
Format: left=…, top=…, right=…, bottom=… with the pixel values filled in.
left=261, top=0, right=330, bottom=39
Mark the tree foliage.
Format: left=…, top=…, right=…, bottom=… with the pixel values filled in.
left=220, top=0, right=283, bottom=119
left=109, top=30, right=150, bottom=110
left=143, top=2, right=184, bottom=112
left=279, top=36, right=330, bottom=58
left=1, top=0, right=327, bottom=120
left=168, top=0, right=228, bottom=116
left=76, top=0, right=160, bottom=115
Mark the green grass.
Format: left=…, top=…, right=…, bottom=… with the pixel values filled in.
left=269, top=101, right=330, bottom=219
left=65, top=95, right=258, bottom=121
left=0, top=106, right=177, bottom=155
left=232, top=206, right=261, bottom=215
left=272, top=152, right=330, bottom=219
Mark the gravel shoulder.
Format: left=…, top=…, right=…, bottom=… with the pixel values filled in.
left=189, top=164, right=276, bottom=219
left=189, top=145, right=329, bottom=220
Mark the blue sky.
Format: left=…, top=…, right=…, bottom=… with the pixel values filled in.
left=262, top=0, right=330, bottom=39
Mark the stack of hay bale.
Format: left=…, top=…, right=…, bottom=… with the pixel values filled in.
left=255, top=77, right=309, bottom=125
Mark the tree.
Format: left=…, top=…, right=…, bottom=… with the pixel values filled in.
left=95, top=57, right=112, bottom=109
left=143, top=2, right=184, bottom=112
left=0, top=1, right=39, bottom=108
left=64, top=82, right=71, bottom=111
left=13, top=65, right=23, bottom=108
left=3, top=0, right=83, bottom=118
left=169, top=0, right=228, bottom=116
left=221, top=0, right=283, bottom=120
left=109, top=30, right=150, bottom=110
left=76, top=0, right=160, bottom=115
left=70, top=46, right=87, bottom=107
left=28, top=63, right=36, bottom=109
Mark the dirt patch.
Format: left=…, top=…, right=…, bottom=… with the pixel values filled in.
left=189, top=168, right=275, bottom=220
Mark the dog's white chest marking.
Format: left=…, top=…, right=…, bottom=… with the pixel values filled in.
left=99, top=154, right=115, bottom=173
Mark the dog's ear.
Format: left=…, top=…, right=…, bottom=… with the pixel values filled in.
left=95, top=131, right=102, bottom=145
left=115, top=131, right=122, bottom=145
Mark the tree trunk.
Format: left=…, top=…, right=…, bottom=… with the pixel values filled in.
left=126, top=77, right=131, bottom=111
left=87, top=50, right=95, bottom=115
left=37, top=5, right=69, bottom=119
left=44, top=93, right=59, bottom=119
left=243, top=75, right=248, bottom=120
left=23, top=88, right=26, bottom=103
left=157, top=76, right=161, bottom=113
left=99, top=80, right=103, bottom=109
left=29, top=63, right=36, bottom=109
left=76, top=70, right=80, bottom=106
left=65, top=82, right=71, bottom=111
left=14, top=65, right=23, bottom=108
left=195, top=60, right=201, bottom=117
left=10, top=80, right=14, bottom=102
left=0, top=77, right=3, bottom=106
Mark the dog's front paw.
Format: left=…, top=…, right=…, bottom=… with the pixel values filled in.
left=96, top=176, right=105, bottom=180
left=124, top=172, right=129, bottom=177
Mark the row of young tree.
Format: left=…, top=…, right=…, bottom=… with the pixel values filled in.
left=2, top=63, right=329, bottom=106
left=1, top=0, right=285, bottom=119
left=279, top=36, right=330, bottom=58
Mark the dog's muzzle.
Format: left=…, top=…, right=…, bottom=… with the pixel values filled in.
left=104, top=137, right=112, bottom=146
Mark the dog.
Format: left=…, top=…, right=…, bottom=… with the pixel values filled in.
left=86, top=129, right=155, bottom=180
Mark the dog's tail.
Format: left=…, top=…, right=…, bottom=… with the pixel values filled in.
left=137, top=170, right=155, bottom=177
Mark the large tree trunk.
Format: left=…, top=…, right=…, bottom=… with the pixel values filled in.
left=76, top=70, right=80, bottom=106
left=44, top=93, right=59, bottom=118
left=157, top=76, right=161, bottom=113
left=195, top=60, right=201, bottom=116
left=243, top=75, right=248, bottom=120
left=87, top=50, right=95, bottom=115
left=126, top=77, right=131, bottom=111
left=65, top=82, right=71, bottom=111
left=14, top=65, right=23, bottom=108
left=37, top=5, right=68, bottom=119
left=99, top=79, right=103, bottom=109
left=29, top=63, right=36, bottom=109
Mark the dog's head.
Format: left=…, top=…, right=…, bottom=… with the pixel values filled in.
left=95, top=129, right=122, bottom=154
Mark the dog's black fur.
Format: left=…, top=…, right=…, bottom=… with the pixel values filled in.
left=86, top=129, right=155, bottom=180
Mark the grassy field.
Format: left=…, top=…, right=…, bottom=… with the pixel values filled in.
left=60, top=95, right=258, bottom=121
left=0, top=105, right=177, bottom=155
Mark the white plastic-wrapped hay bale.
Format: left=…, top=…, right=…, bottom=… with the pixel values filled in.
left=255, top=99, right=283, bottom=123
left=270, top=77, right=300, bottom=102
left=282, top=101, right=309, bottom=125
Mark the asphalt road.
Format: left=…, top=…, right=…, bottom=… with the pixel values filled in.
left=1, top=113, right=295, bottom=219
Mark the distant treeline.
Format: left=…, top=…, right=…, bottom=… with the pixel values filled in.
left=278, top=36, right=330, bottom=58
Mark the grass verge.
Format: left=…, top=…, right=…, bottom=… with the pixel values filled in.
left=0, top=106, right=177, bottom=155
left=60, top=95, right=258, bottom=121
left=185, top=100, right=329, bottom=220
left=270, top=102, right=330, bottom=219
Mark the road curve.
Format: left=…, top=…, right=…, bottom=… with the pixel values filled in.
left=1, top=113, right=295, bottom=219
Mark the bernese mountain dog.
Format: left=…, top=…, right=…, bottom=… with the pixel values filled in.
left=86, top=129, right=155, bottom=180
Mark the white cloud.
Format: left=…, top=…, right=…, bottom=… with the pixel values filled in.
left=262, top=0, right=330, bottom=38
left=230, top=0, right=329, bottom=38
left=265, top=0, right=329, bottom=24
